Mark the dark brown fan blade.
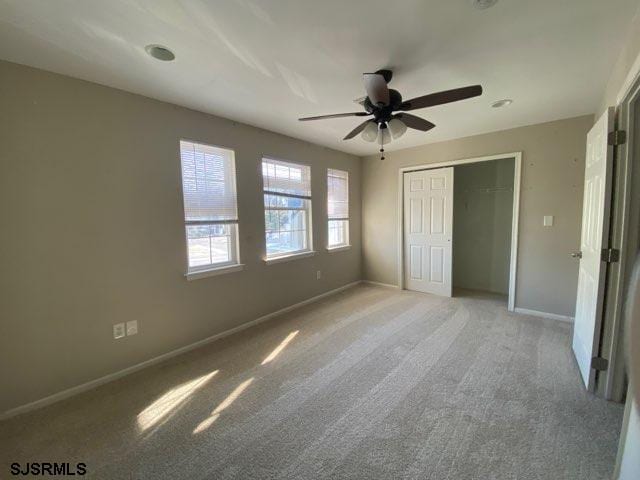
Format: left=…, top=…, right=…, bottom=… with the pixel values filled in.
left=299, top=112, right=369, bottom=121
left=344, top=120, right=373, bottom=140
left=400, top=85, right=482, bottom=111
left=396, top=113, right=435, bottom=132
left=363, top=73, right=390, bottom=106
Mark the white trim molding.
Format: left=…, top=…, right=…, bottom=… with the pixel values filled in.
left=615, top=43, right=640, bottom=107
left=264, top=250, right=316, bottom=265
left=361, top=280, right=401, bottom=289
left=514, top=307, right=574, bottom=323
left=396, top=152, right=522, bottom=312
left=326, top=245, right=351, bottom=253
left=185, top=263, right=244, bottom=281
left=0, top=280, right=361, bottom=421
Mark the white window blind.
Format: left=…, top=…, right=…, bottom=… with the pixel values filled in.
left=327, top=168, right=349, bottom=248
left=262, top=158, right=311, bottom=197
left=180, top=140, right=239, bottom=272
left=262, top=158, right=312, bottom=259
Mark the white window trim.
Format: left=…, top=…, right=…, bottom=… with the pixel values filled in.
left=184, top=221, right=241, bottom=272
left=327, top=220, right=350, bottom=249
left=262, top=157, right=314, bottom=260
left=185, top=263, right=245, bottom=281
left=327, top=168, right=350, bottom=249
left=180, top=140, right=241, bottom=275
left=326, top=245, right=351, bottom=253
left=264, top=250, right=316, bottom=265
left=263, top=202, right=313, bottom=258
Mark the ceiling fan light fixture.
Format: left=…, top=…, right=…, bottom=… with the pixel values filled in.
left=388, top=118, right=407, bottom=139
left=361, top=121, right=379, bottom=142
left=298, top=70, right=482, bottom=155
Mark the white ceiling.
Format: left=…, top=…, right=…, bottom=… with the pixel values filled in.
left=0, top=0, right=637, bottom=155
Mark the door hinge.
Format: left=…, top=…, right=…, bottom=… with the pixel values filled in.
left=601, top=248, right=620, bottom=263
left=591, top=356, right=609, bottom=371
left=608, top=130, right=627, bottom=146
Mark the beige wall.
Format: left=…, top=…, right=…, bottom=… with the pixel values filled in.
left=0, top=61, right=362, bottom=413
left=453, top=159, right=514, bottom=295
left=362, top=115, right=593, bottom=317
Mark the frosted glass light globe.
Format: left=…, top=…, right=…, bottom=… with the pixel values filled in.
left=361, top=121, right=379, bottom=142
left=388, top=118, right=407, bottom=139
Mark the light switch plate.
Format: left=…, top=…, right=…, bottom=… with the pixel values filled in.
left=113, top=323, right=125, bottom=339
left=316, top=270, right=322, bottom=280
left=543, top=215, right=554, bottom=227
left=126, top=320, right=138, bottom=336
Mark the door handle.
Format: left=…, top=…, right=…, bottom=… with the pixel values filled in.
left=571, top=251, right=583, bottom=259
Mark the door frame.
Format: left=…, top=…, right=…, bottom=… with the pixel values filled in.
left=397, top=152, right=522, bottom=311
left=599, top=75, right=640, bottom=401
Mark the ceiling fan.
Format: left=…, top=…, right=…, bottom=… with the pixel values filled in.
left=299, top=70, right=482, bottom=159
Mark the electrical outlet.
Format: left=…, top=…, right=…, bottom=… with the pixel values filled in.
left=126, top=320, right=138, bottom=336
left=316, top=270, right=322, bottom=280
left=113, top=323, right=125, bottom=339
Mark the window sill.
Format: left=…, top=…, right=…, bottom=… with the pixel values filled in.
left=264, top=251, right=316, bottom=265
left=185, top=264, right=244, bottom=281
left=326, top=245, right=351, bottom=253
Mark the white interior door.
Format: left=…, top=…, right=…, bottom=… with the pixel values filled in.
left=572, top=107, right=615, bottom=391
left=404, top=167, right=453, bottom=296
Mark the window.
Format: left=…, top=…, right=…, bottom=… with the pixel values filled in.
left=327, top=168, right=349, bottom=248
left=262, top=158, right=312, bottom=259
left=179, top=140, right=239, bottom=274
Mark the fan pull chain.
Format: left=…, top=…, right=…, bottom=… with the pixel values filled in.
left=379, top=135, right=385, bottom=160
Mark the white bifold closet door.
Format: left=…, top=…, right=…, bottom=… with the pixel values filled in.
left=403, top=167, right=453, bottom=296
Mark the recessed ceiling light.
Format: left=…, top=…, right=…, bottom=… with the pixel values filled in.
left=471, top=0, right=498, bottom=10
left=145, top=45, right=175, bottom=62
left=491, top=99, right=513, bottom=108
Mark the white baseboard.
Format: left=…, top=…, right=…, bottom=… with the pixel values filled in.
left=362, top=280, right=400, bottom=289
left=513, top=307, right=574, bottom=323
left=0, top=281, right=362, bottom=421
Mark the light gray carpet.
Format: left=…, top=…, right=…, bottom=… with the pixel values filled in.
left=0, top=285, right=624, bottom=479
